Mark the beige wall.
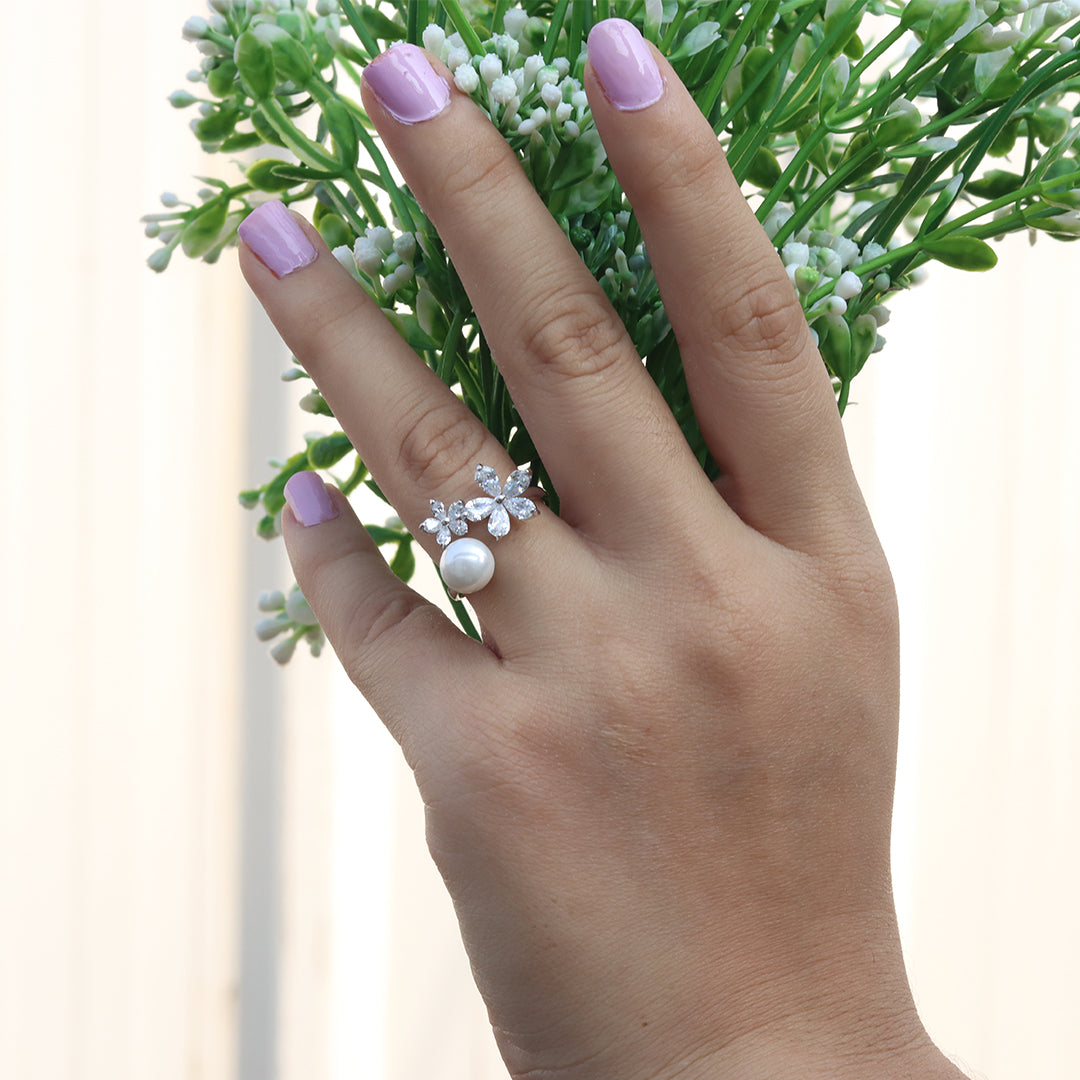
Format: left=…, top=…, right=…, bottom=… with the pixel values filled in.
left=1, top=3, right=1077, bottom=1079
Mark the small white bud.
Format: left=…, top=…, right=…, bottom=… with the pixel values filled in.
left=147, top=247, right=173, bottom=273
left=563, top=119, right=581, bottom=138
left=781, top=241, right=810, bottom=267
left=454, top=63, right=480, bottom=93
left=555, top=102, right=573, bottom=122
left=256, top=613, right=291, bottom=641
left=285, top=589, right=315, bottom=625
left=873, top=272, right=891, bottom=291
left=571, top=89, right=588, bottom=110
left=393, top=232, right=416, bottom=262
left=910, top=266, right=928, bottom=284
left=332, top=244, right=355, bottom=272
left=1059, top=35, right=1076, bottom=52
left=382, top=263, right=414, bottom=294
left=299, top=391, right=327, bottom=413
left=869, top=304, right=891, bottom=327
left=834, top=235, right=860, bottom=268
left=763, top=206, right=793, bottom=239
left=353, top=237, right=384, bottom=275
left=859, top=241, right=886, bottom=263
left=536, top=64, right=559, bottom=89
left=517, top=118, right=536, bottom=136
left=479, top=53, right=503, bottom=85
left=553, top=57, right=570, bottom=77
left=270, top=636, right=298, bottom=664
left=834, top=270, right=863, bottom=299
left=504, top=8, right=528, bottom=37
left=280, top=368, right=306, bottom=381
left=446, top=46, right=469, bottom=73
left=530, top=106, right=549, bottom=126
left=523, top=54, right=545, bottom=87
left=421, top=24, right=445, bottom=55
left=182, top=16, right=210, bottom=40
left=541, top=81, right=563, bottom=109
left=366, top=226, right=394, bottom=254
left=827, top=295, right=848, bottom=315
left=818, top=248, right=843, bottom=278
left=490, top=74, right=518, bottom=104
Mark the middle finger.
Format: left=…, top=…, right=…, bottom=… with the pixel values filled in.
left=361, top=44, right=708, bottom=534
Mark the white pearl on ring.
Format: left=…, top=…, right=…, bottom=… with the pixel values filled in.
left=439, top=537, right=495, bottom=595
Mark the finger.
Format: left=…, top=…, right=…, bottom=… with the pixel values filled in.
left=585, top=19, right=869, bottom=550
left=360, top=44, right=705, bottom=534
left=279, top=471, right=494, bottom=761
left=238, top=202, right=583, bottom=627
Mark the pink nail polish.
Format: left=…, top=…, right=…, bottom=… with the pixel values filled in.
left=587, top=18, right=664, bottom=111
left=284, top=471, right=338, bottom=527
left=238, top=201, right=317, bottom=278
left=363, top=43, right=450, bottom=124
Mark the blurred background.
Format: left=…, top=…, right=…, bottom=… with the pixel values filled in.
left=1, top=2, right=1077, bottom=1078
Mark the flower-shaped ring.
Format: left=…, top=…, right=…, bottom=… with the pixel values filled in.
left=418, top=464, right=540, bottom=596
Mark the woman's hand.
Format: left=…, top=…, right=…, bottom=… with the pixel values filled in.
left=239, top=20, right=963, bottom=1080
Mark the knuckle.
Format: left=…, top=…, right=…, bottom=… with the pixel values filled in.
left=342, top=588, right=429, bottom=675
left=393, top=391, right=488, bottom=494
left=716, top=269, right=809, bottom=369
left=520, top=278, right=629, bottom=386
left=439, top=140, right=519, bottom=210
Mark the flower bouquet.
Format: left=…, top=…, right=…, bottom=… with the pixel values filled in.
left=145, top=0, right=1080, bottom=660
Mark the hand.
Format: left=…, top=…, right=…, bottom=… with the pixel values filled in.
left=239, top=20, right=963, bottom=1080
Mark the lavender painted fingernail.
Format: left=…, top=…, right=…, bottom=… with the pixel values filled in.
left=238, top=201, right=317, bottom=278
left=362, top=43, right=450, bottom=124
left=587, top=18, right=664, bottom=111
left=284, top=471, right=338, bottom=527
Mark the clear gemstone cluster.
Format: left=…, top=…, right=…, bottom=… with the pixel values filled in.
left=420, top=465, right=540, bottom=596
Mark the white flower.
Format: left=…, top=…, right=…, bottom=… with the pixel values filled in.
left=421, top=24, right=445, bottom=55
left=454, top=63, right=480, bottom=93
left=490, top=74, right=518, bottom=104
left=420, top=499, right=468, bottom=547
left=353, top=236, right=384, bottom=275
left=479, top=53, right=503, bottom=85
left=834, top=270, right=863, bottom=299
left=270, top=636, right=297, bottom=664
left=182, top=16, right=209, bottom=40
left=781, top=240, right=810, bottom=267
left=503, top=8, right=528, bottom=37
left=285, top=588, right=315, bottom=625
left=464, top=465, right=538, bottom=539
left=540, top=81, right=563, bottom=109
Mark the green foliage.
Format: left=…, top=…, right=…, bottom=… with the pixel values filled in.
left=149, top=0, right=1080, bottom=658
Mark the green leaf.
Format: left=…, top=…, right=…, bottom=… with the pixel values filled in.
left=746, top=146, right=782, bottom=189
left=235, top=31, right=276, bottom=100
left=668, top=22, right=721, bottom=62
left=355, top=5, right=407, bottom=44
left=741, top=46, right=778, bottom=124
left=181, top=200, right=229, bottom=257
left=272, top=33, right=314, bottom=87
left=390, top=539, right=416, bottom=583
left=323, top=98, right=359, bottom=168
left=246, top=157, right=300, bottom=192
left=966, top=170, right=1024, bottom=199
left=365, top=524, right=406, bottom=546
left=307, top=431, right=354, bottom=469
left=924, top=236, right=998, bottom=271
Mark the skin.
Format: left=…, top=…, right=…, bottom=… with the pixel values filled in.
left=239, top=36, right=969, bottom=1080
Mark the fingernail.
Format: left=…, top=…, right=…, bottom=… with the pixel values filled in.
left=363, top=43, right=450, bottom=124
left=238, top=201, right=317, bottom=278
left=587, top=18, right=664, bottom=111
left=284, top=471, right=339, bottom=527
